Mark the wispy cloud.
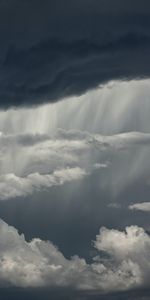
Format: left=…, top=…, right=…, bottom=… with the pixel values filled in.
left=129, top=202, right=150, bottom=212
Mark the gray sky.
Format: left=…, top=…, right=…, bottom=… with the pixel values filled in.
left=0, top=82, right=150, bottom=299
left=0, top=1, right=150, bottom=299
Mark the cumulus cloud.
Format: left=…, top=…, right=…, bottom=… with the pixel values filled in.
left=129, top=202, right=150, bottom=212
left=93, top=226, right=150, bottom=289
left=0, top=219, right=149, bottom=292
left=0, top=0, right=150, bottom=107
left=0, top=168, right=87, bottom=200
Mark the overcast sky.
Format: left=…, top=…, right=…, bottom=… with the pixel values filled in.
left=0, top=1, right=150, bottom=300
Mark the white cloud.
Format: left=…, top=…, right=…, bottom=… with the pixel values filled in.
left=0, top=167, right=87, bottom=200
left=0, top=80, right=150, bottom=295
left=129, top=202, right=150, bottom=212
left=0, top=219, right=149, bottom=292
left=93, top=163, right=108, bottom=170
left=93, top=225, right=150, bottom=290
left=0, top=128, right=149, bottom=200
left=0, top=80, right=150, bottom=201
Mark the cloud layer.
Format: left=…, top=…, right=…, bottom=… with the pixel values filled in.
left=0, top=0, right=150, bottom=107
left=129, top=202, right=150, bottom=212
left=0, top=128, right=150, bottom=200
left=0, top=168, right=86, bottom=200
left=0, top=219, right=150, bottom=293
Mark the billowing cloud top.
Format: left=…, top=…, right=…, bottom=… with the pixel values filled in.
left=0, top=218, right=150, bottom=292
left=0, top=0, right=150, bottom=108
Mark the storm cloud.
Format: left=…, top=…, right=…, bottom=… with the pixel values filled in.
left=0, top=0, right=150, bottom=107
left=0, top=5, right=150, bottom=297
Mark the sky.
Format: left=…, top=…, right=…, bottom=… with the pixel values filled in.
left=0, top=1, right=150, bottom=299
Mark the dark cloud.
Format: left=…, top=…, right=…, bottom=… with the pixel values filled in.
left=0, top=0, right=150, bottom=107
left=1, top=3, right=150, bottom=298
